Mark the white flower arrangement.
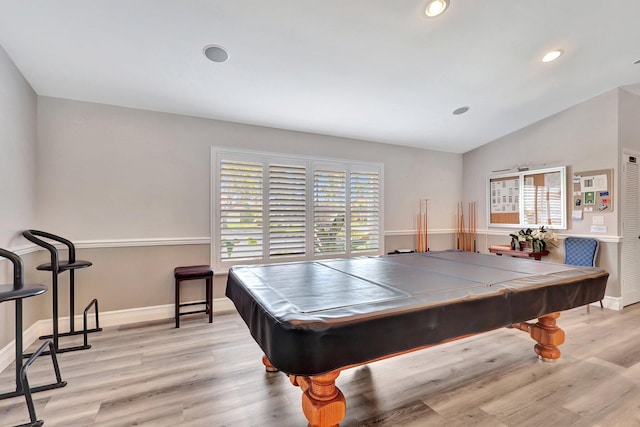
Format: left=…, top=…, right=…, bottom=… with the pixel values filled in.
left=510, top=226, right=557, bottom=252
left=531, top=226, right=558, bottom=247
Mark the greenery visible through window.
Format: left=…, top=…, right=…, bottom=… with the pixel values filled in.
left=212, top=149, right=383, bottom=268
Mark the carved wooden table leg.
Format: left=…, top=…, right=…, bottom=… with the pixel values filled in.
left=291, top=371, right=346, bottom=427
left=262, top=355, right=279, bottom=372
left=531, top=312, right=565, bottom=361
left=512, top=312, right=565, bottom=361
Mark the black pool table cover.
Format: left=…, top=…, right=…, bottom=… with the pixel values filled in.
left=225, top=251, right=608, bottom=376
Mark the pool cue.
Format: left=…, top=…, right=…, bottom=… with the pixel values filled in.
left=468, top=202, right=471, bottom=252
left=460, top=202, right=465, bottom=251
left=456, top=202, right=460, bottom=250
left=471, top=201, right=476, bottom=252
left=471, top=201, right=477, bottom=252
left=424, top=199, right=428, bottom=252
left=417, top=211, right=422, bottom=252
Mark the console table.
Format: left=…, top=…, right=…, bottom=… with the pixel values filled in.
left=488, top=245, right=549, bottom=261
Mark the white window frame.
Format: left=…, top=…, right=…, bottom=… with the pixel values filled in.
left=211, top=147, right=384, bottom=271
left=487, top=166, right=567, bottom=229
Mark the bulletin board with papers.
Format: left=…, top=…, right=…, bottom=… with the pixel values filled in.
left=572, top=169, right=613, bottom=217
left=488, top=176, right=521, bottom=224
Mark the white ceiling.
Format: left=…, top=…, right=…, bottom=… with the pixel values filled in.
left=1, top=1, right=640, bottom=154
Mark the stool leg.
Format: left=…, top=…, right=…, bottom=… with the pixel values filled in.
left=20, top=341, right=63, bottom=427
left=19, top=360, right=41, bottom=427
left=69, top=270, right=76, bottom=333
left=15, top=299, right=24, bottom=393
left=175, top=278, right=180, bottom=328
left=207, top=277, right=213, bottom=323
left=52, top=272, right=60, bottom=352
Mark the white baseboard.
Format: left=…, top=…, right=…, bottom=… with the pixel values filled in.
left=0, top=297, right=236, bottom=373
left=92, top=297, right=236, bottom=328
left=600, top=295, right=623, bottom=311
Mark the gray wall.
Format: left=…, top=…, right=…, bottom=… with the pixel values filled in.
left=463, top=89, right=624, bottom=299
left=0, top=45, right=45, bottom=349
left=619, top=88, right=640, bottom=153
left=0, top=45, right=37, bottom=249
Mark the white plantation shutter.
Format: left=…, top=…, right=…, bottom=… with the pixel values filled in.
left=546, top=174, right=563, bottom=226
left=213, top=149, right=383, bottom=268
left=350, top=170, right=380, bottom=252
left=535, top=185, right=563, bottom=226
left=219, top=160, right=263, bottom=261
left=523, top=177, right=536, bottom=225
left=622, top=155, right=640, bottom=304
left=314, top=168, right=346, bottom=256
left=269, top=164, right=307, bottom=258
left=523, top=173, right=562, bottom=226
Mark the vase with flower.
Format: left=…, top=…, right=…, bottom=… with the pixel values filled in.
left=509, top=226, right=557, bottom=253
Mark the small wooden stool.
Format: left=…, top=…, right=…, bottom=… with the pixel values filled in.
left=174, top=265, right=213, bottom=328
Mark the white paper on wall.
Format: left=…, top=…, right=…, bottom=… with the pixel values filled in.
left=490, top=178, right=519, bottom=213
left=580, top=174, right=607, bottom=192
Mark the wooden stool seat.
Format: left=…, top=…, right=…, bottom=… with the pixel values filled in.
left=174, top=265, right=213, bottom=328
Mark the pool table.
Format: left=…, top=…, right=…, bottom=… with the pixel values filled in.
left=226, top=251, right=608, bottom=426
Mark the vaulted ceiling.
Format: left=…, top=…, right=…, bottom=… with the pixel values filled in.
left=1, top=1, right=640, bottom=153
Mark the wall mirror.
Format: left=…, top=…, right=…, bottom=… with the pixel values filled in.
left=487, top=166, right=566, bottom=229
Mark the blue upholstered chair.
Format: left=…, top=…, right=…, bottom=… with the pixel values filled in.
left=564, top=237, right=602, bottom=312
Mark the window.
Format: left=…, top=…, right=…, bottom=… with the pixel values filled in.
left=270, top=163, right=306, bottom=258
left=212, top=149, right=384, bottom=269
left=313, top=167, right=346, bottom=256
left=218, top=159, right=263, bottom=261
left=487, top=166, right=566, bottom=229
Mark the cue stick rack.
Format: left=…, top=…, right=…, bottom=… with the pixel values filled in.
left=417, top=199, right=429, bottom=252
left=456, top=201, right=478, bottom=252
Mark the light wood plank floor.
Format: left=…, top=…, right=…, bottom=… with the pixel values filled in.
left=1, top=303, right=640, bottom=426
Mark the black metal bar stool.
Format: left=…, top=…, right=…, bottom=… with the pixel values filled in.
left=0, top=248, right=67, bottom=427
left=174, top=265, right=213, bottom=328
left=22, top=230, right=101, bottom=354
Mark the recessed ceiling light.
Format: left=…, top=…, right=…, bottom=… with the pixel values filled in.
left=203, top=45, right=229, bottom=63
left=425, top=0, right=449, bottom=17
left=542, top=49, right=564, bottom=63
left=453, top=106, right=469, bottom=115
left=634, top=57, right=640, bottom=65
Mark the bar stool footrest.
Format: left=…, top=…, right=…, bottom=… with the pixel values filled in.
left=25, top=344, right=91, bottom=357
left=178, top=300, right=208, bottom=310
left=14, top=420, right=44, bottom=427
left=27, top=299, right=99, bottom=356
left=39, top=327, right=102, bottom=340
left=179, top=308, right=209, bottom=316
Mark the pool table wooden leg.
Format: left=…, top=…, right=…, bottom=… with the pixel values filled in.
left=290, top=371, right=346, bottom=427
left=513, top=312, right=565, bottom=361
left=262, top=354, right=279, bottom=372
